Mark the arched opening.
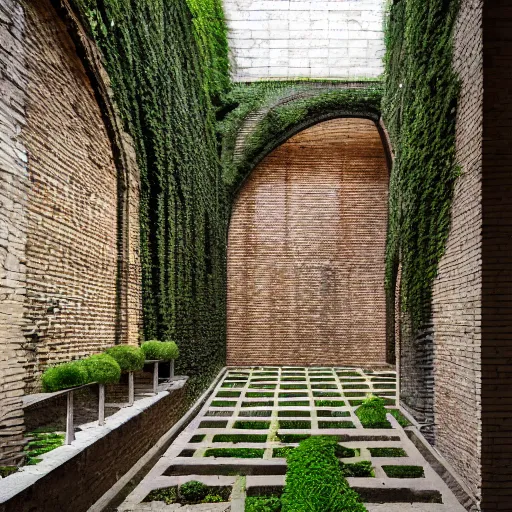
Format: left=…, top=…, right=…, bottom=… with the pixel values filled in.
left=227, top=117, right=389, bottom=366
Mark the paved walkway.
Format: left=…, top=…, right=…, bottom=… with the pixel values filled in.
left=118, top=367, right=466, bottom=511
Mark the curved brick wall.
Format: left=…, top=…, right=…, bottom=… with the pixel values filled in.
left=227, top=118, right=388, bottom=366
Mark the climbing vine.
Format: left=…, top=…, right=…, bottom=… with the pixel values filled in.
left=382, top=0, right=460, bottom=330
left=73, top=0, right=230, bottom=379
left=219, top=81, right=383, bottom=193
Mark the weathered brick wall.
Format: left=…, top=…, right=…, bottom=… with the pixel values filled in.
left=430, top=0, right=483, bottom=502
left=0, top=384, right=189, bottom=512
left=224, top=0, right=385, bottom=80
left=481, top=3, right=512, bottom=509
left=0, top=0, right=29, bottom=466
left=227, top=118, right=388, bottom=366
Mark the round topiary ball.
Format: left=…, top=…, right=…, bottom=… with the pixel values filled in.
left=105, top=345, right=145, bottom=372
left=81, top=354, right=121, bottom=385
left=41, top=361, right=89, bottom=392
left=179, top=481, right=208, bottom=503
left=141, top=340, right=179, bottom=361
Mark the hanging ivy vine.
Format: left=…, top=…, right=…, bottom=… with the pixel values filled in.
left=382, top=0, right=460, bottom=330
left=73, top=0, right=230, bottom=380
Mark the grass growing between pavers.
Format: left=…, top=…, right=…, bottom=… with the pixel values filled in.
left=336, top=372, right=361, bottom=377
left=24, top=429, right=65, bottom=465
left=341, top=461, right=374, bottom=477
left=279, top=400, right=309, bottom=407
left=245, top=496, right=282, bottom=512
left=389, top=409, right=412, bottom=426
left=315, top=400, right=345, bottom=407
left=250, top=384, right=277, bottom=389
left=239, top=410, right=273, bottom=417
left=276, top=433, right=310, bottom=443
left=369, top=447, right=407, bottom=457
left=247, top=392, right=274, bottom=398
left=233, top=420, right=271, bottom=430
left=242, top=401, right=274, bottom=407
left=221, top=382, right=245, bottom=388
left=212, top=434, right=268, bottom=443
left=189, top=434, right=206, bottom=443
left=204, top=448, right=265, bottom=458
left=281, top=377, right=306, bottom=382
left=279, top=392, right=308, bottom=398
left=199, top=420, right=228, bottom=429
left=382, top=465, right=425, bottom=478
left=272, top=446, right=295, bottom=458
left=343, top=384, right=369, bottom=389
left=211, top=400, right=237, bottom=407
left=312, top=391, right=341, bottom=397
left=143, top=483, right=231, bottom=504
left=278, top=420, right=311, bottom=429
left=317, top=410, right=350, bottom=417
left=318, top=421, right=356, bottom=429
left=216, top=391, right=241, bottom=398
left=278, top=410, right=311, bottom=417
left=280, top=384, right=307, bottom=390
left=311, top=384, right=337, bottom=389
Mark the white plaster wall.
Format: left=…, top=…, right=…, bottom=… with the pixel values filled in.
left=224, top=0, right=386, bottom=80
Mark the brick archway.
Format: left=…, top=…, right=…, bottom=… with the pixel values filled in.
left=227, top=117, right=389, bottom=366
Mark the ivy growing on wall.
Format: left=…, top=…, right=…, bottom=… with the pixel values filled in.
left=219, top=81, right=383, bottom=193
left=74, top=0, right=230, bottom=380
left=382, top=0, right=460, bottom=330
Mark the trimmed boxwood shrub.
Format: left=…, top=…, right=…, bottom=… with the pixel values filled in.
left=141, top=340, right=179, bottom=361
left=81, top=354, right=121, bottom=385
left=105, top=345, right=145, bottom=372
left=280, top=436, right=367, bottom=512
left=355, top=395, right=391, bottom=429
left=41, top=361, right=89, bottom=392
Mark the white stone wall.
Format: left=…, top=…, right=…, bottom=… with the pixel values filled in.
left=224, top=0, right=386, bottom=80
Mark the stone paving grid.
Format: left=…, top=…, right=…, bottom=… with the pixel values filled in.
left=119, top=367, right=466, bottom=511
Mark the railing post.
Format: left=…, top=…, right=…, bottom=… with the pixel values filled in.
left=153, top=362, right=159, bottom=394
left=170, top=359, right=174, bottom=378
left=65, top=390, right=74, bottom=445
left=128, top=371, right=134, bottom=406
left=98, top=383, right=105, bottom=426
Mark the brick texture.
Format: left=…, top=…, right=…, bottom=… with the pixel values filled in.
left=0, top=384, right=189, bottom=512
left=227, top=118, right=388, bottom=366
left=430, top=0, right=483, bottom=503
left=481, top=2, right=512, bottom=509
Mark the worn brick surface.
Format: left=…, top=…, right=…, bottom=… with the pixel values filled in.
left=227, top=118, right=388, bottom=366
left=430, top=0, right=483, bottom=503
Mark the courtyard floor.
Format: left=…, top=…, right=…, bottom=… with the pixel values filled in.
left=118, top=367, right=466, bottom=511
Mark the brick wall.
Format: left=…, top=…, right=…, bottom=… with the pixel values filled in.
left=224, top=0, right=385, bottom=80
left=227, top=118, right=388, bottom=366
left=481, top=2, right=512, bottom=509
left=430, top=0, right=483, bottom=503
left=0, top=0, right=29, bottom=466
left=0, top=0, right=142, bottom=464
left=0, top=384, right=189, bottom=512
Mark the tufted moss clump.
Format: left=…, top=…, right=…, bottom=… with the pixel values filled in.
left=141, top=341, right=179, bottom=361
left=281, top=436, right=367, bottom=512
left=382, top=0, right=461, bottom=331
left=81, top=354, right=121, bottom=385
left=105, top=345, right=145, bottom=372
left=41, top=361, right=89, bottom=392
left=355, top=395, right=391, bottom=429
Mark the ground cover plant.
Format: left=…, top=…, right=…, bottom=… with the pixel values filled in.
left=279, top=392, right=308, bottom=398
left=311, top=384, right=337, bottom=389
left=315, top=400, right=345, bottom=407
left=343, top=384, right=369, bottom=390
left=279, top=401, right=309, bottom=407
left=212, top=434, right=268, bottom=443
left=337, top=372, right=361, bottom=377
left=221, top=382, right=245, bottom=388
left=341, top=461, right=374, bottom=478
left=278, top=411, right=310, bottom=417
left=233, top=420, right=271, bottom=430
left=24, top=430, right=65, bottom=465
left=317, top=410, right=350, bottom=418
left=273, top=447, right=295, bottom=458
left=250, top=384, right=277, bottom=389
left=245, top=496, right=282, bottom=512
left=239, top=410, right=272, bottom=417
left=356, top=395, right=392, bottom=429
left=369, top=447, right=407, bottom=457
left=280, top=436, right=367, bottom=512
left=211, top=400, right=236, bottom=407
left=279, top=420, right=311, bottom=429
left=319, top=421, right=355, bottom=429
left=105, top=345, right=145, bottom=372
left=242, top=401, right=274, bottom=407
left=216, top=391, right=241, bottom=398
left=276, top=433, right=310, bottom=443
left=247, top=392, right=274, bottom=398
left=198, top=420, right=228, bottom=428
left=382, top=465, right=425, bottom=478
left=313, top=391, right=341, bottom=397
left=0, top=467, right=18, bottom=478
left=389, top=409, right=411, bottom=427
left=204, top=448, right=264, bottom=458
left=280, top=384, right=307, bottom=390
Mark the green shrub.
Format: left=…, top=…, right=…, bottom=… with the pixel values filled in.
left=341, top=461, right=374, bottom=477
left=245, top=496, right=282, bottom=512
left=382, top=465, right=424, bottom=478
left=105, top=345, right=145, bottom=372
left=389, top=409, right=411, bottom=427
left=355, top=395, right=391, bottom=429
left=179, top=481, right=208, bottom=502
left=204, top=448, right=264, bottom=458
left=281, top=436, right=367, bottom=512
left=203, top=494, right=224, bottom=503
left=81, top=354, right=121, bottom=385
left=141, top=340, right=179, bottom=361
left=41, top=361, right=89, bottom=392
left=368, top=447, right=407, bottom=457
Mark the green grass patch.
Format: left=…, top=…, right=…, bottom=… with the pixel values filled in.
left=245, top=496, right=282, bottom=512
left=388, top=409, right=411, bottom=427
left=315, top=400, right=345, bottom=407
left=272, top=446, right=295, bottom=458
left=317, top=410, right=350, bottom=418
left=233, top=421, right=270, bottom=430
left=189, top=435, right=205, bottom=443
left=278, top=410, right=310, bottom=417
left=341, top=461, right=374, bottom=477
left=336, top=372, right=361, bottom=377
left=247, top=392, right=274, bottom=398
left=281, top=377, right=305, bottom=382
left=0, top=466, right=18, bottom=478
left=204, top=448, right=264, bottom=458
left=280, top=384, right=307, bottom=390
left=335, top=445, right=358, bottom=458
left=24, top=430, right=65, bottom=464
left=216, top=391, right=241, bottom=398
left=276, top=433, right=310, bottom=443
left=250, top=384, right=277, bottom=389
left=344, top=392, right=366, bottom=397
left=213, top=434, right=268, bottom=443
left=143, top=486, right=177, bottom=504
left=312, top=391, right=341, bottom=397
left=311, top=384, right=337, bottom=389
left=221, top=382, right=245, bottom=388
left=343, top=384, right=369, bottom=390
left=382, top=465, right=424, bottom=478
left=309, top=377, right=335, bottom=382
left=278, top=420, right=310, bottom=429
left=369, top=447, right=407, bottom=457
left=242, top=401, right=274, bottom=407
left=279, top=401, right=309, bottom=407
left=198, top=420, right=228, bottom=429
left=279, top=392, right=308, bottom=398
left=318, top=421, right=355, bottom=429
left=239, top=410, right=272, bottom=417
left=355, top=396, right=391, bottom=429
left=373, top=383, right=396, bottom=389
left=211, top=400, right=236, bottom=407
